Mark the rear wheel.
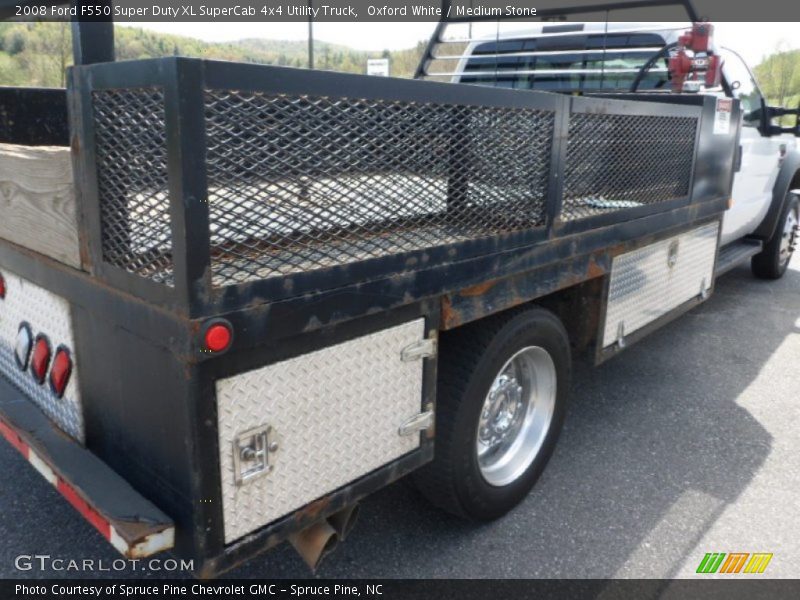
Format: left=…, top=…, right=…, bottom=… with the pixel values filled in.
left=414, top=307, right=570, bottom=521
left=752, top=193, right=799, bottom=279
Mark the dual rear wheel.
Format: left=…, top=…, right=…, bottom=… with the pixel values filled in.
left=414, top=307, right=570, bottom=520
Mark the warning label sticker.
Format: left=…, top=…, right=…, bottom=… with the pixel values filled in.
left=714, top=97, right=733, bottom=135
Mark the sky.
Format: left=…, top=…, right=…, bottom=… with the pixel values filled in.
left=118, top=22, right=800, bottom=67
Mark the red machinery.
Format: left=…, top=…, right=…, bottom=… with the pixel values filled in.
left=669, top=22, right=723, bottom=92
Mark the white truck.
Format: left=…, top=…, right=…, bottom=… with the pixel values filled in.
left=421, top=20, right=800, bottom=279
left=0, top=2, right=792, bottom=576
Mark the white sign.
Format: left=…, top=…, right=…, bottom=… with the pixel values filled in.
left=367, top=58, right=390, bottom=77
left=713, top=97, right=732, bottom=135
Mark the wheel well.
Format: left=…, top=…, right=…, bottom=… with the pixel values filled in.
left=789, top=170, right=800, bottom=197
left=534, top=277, right=606, bottom=356
left=441, top=275, right=606, bottom=357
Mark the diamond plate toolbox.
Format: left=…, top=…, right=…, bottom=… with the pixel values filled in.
left=216, top=319, right=427, bottom=543
left=602, top=222, right=719, bottom=348
left=0, top=269, right=84, bottom=441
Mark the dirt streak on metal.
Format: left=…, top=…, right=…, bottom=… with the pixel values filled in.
left=441, top=254, right=608, bottom=330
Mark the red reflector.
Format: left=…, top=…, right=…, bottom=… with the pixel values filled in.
left=31, top=335, right=51, bottom=385
left=204, top=323, right=232, bottom=352
left=50, top=347, right=73, bottom=398
left=0, top=272, right=5, bottom=299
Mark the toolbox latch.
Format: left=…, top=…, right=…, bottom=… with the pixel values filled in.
left=400, top=338, right=436, bottom=362
left=233, top=425, right=278, bottom=486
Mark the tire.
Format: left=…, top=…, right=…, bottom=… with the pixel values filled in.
left=414, top=306, right=571, bottom=521
left=752, top=193, right=799, bottom=280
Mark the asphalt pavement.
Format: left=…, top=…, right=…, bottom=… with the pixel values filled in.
left=1, top=254, right=798, bottom=579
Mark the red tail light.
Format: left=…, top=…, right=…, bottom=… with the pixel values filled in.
left=0, top=272, right=6, bottom=299
left=31, top=335, right=51, bottom=385
left=49, top=347, right=73, bottom=398
left=204, top=322, right=233, bottom=353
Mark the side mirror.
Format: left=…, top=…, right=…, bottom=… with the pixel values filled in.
left=766, top=104, right=800, bottom=137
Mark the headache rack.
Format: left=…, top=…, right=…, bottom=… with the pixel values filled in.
left=69, top=57, right=723, bottom=317
left=414, top=0, right=700, bottom=85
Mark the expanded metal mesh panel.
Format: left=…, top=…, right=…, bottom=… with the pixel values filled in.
left=204, top=90, right=554, bottom=286
left=93, top=88, right=173, bottom=284
left=562, top=113, right=697, bottom=221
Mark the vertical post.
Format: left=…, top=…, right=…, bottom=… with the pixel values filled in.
left=163, top=58, right=212, bottom=316
left=547, top=95, right=571, bottom=237
left=308, top=0, right=314, bottom=69
left=71, top=1, right=115, bottom=65
left=447, top=107, right=468, bottom=214
left=414, top=1, right=449, bottom=79
left=67, top=66, right=102, bottom=273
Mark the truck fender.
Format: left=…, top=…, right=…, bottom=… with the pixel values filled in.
left=753, top=148, right=800, bottom=240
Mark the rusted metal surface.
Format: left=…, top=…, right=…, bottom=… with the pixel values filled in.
left=294, top=496, right=332, bottom=525
left=288, top=520, right=339, bottom=572
left=459, top=279, right=499, bottom=298
left=0, top=377, right=175, bottom=559
left=441, top=252, right=610, bottom=330
left=196, top=443, right=433, bottom=578
left=539, top=276, right=606, bottom=355
left=327, top=504, right=360, bottom=541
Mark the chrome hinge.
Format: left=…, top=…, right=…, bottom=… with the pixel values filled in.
left=616, top=321, right=626, bottom=349
left=699, top=277, right=710, bottom=299
left=400, top=338, right=436, bottom=362
left=233, top=425, right=279, bottom=486
left=398, top=410, right=434, bottom=437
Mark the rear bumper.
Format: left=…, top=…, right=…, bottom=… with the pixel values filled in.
left=0, top=376, right=174, bottom=558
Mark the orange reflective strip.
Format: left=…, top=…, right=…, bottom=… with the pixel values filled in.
left=0, top=418, right=29, bottom=457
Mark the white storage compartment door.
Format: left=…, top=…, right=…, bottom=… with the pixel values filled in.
left=602, top=221, right=719, bottom=348
left=216, top=318, right=428, bottom=543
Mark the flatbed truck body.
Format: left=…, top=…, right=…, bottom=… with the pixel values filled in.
left=0, top=6, right=757, bottom=576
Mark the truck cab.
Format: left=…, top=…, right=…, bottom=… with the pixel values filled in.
left=426, top=21, right=800, bottom=277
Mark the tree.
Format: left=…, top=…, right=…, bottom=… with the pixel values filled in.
left=755, top=41, right=800, bottom=109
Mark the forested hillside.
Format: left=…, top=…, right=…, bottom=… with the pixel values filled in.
left=1, top=20, right=799, bottom=115
left=0, top=22, right=427, bottom=87
left=754, top=46, right=800, bottom=117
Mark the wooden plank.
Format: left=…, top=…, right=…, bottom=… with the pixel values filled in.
left=0, top=142, right=81, bottom=269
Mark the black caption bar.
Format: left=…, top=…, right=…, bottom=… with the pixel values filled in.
left=5, top=579, right=800, bottom=600
left=3, top=0, right=800, bottom=21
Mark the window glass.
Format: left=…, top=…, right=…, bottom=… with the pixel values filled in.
left=720, top=48, right=763, bottom=127
left=461, top=33, right=670, bottom=92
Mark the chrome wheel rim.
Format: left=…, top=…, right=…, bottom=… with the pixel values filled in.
left=779, top=203, right=798, bottom=268
left=476, top=346, right=556, bottom=487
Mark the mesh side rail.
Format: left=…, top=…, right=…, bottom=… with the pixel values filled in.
left=204, top=91, right=555, bottom=287
left=562, top=112, right=698, bottom=221
left=93, top=88, right=173, bottom=285
left=90, top=85, right=698, bottom=290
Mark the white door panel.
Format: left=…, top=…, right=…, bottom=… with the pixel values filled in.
left=721, top=128, right=782, bottom=245
left=718, top=48, right=785, bottom=246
